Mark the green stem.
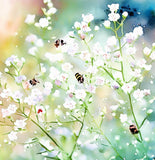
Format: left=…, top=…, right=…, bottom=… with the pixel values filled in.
left=99, top=66, right=122, bottom=87
left=128, top=93, right=143, bottom=141
left=87, top=109, right=123, bottom=159
left=69, top=106, right=87, bottom=159
left=118, top=38, right=125, bottom=82
left=30, top=118, right=64, bottom=151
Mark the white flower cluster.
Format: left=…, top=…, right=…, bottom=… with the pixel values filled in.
left=74, top=13, right=94, bottom=38
left=1, top=104, right=17, bottom=118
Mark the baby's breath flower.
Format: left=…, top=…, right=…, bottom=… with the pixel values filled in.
left=94, top=26, right=99, bottom=31
left=108, top=13, right=120, bottom=22
left=28, top=46, right=38, bottom=56
left=93, top=42, right=104, bottom=55
left=74, top=21, right=81, bottom=29
left=63, top=98, right=76, bottom=110
left=14, top=119, right=27, bottom=130
left=38, top=18, right=49, bottom=28
left=103, top=20, right=111, bottom=28
left=61, top=62, right=73, bottom=72
left=120, top=114, right=127, bottom=123
left=15, top=75, right=26, bottom=84
left=25, top=14, right=35, bottom=24
left=82, top=14, right=94, bottom=23
left=147, top=109, right=153, bottom=114
left=47, top=7, right=57, bottom=15
left=75, top=89, right=86, bottom=100
left=122, top=82, right=137, bottom=94
left=133, top=26, right=143, bottom=38
left=125, top=32, right=136, bottom=43
left=150, top=51, right=155, bottom=60
left=49, top=67, right=60, bottom=80
left=95, top=77, right=104, bottom=85
left=143, top=47, right=151, bottom=56
left=25, top=34, right=37, bottom=43
left=108, top=4, right=119, bottom=12
left=8, top=131, right=17, bottom=141
left=107, top=36, right=117, bottom=46
left=122, top=11, right=128, bottom=18
left=80, top=50, right=91, bottom=61
left=5, top=55, right=18, bottom=66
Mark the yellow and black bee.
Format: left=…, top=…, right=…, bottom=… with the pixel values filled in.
left=54, top=39, right=66, bottom=48
left=29, top=78, right=40, bottom=86
left=129, top=124, right=139, bottom=134
left=75, top=73, right=84, bottom=83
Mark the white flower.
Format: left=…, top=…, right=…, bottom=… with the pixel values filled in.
left=75, top=89, right=86, bottom=100
left=74, top=21, right=81, bottom=29
left=131, top=69, right=141, bottom=78
left=49, top=67, right=60, bottom=80
left=25, top=14, right=35, bottom=24
left=110, top=105, right=119, bottom=111
left=133, top=89, right=144, bottom=101
left=122, top=11, right=128, bottom=18
left=58, top=73, right=68, bottom=82
left=45, top=52, right=64, bottom=62
left=1, top=108, right=11, bottom=118
left=24, top=89, right=43, bottom=105
left=143, top=47, right=151, bottom=56
left=25, top=34, right=37, bottom=43
left=5, top=55, right=18, bottom=66
left=87, top=66, right=98, bottom=74
left=147, top=109, right=153, bottom=114
left=63, top=98, right=76, bottom=110
left=107, top=36, right=117, bottom=46
left=95, top=77, right=105, bottom=85
left=133, top=26, right=143, bottom=38
left=94, top=26, right=99, bottom=31
left=80, top=51, right=91, bottom=61
left=150, top=51, right=155, bottom=60
left=0, top=88, right=12, bottom=98
left=81, top=21, right=91, bottom=32
left=47, top=7, right=57, bottom=15
left=103, top=20, right=111, bottom=28
left=86, top=85, right=96, bottom=93
left=14, top=119, right=27, bottom=130
left=143, top=89, right=151, bottom=96
left=8, top=104, right=17, bottom=114
left=108, top=4, right=119, bottom=12
left=28, top=46, right=38, bottom=55
left=82, top=14, right=94, bottom=23
left=8, top=131, right=17, bottom=141
left=15, top=75, right=26, bottom=84
left=43, top=82, right=53, bottom=95
left=120, top=114, right=127, bottom=123
left=39, top=18, right=49, bottom=28
left=126, top=46, right=136, bottom=55
left=62, top=63, right=73, bottom=72
left=93, top=42, right=104, bottom=55
left=108, top=13, right=120, bottom=22
left=122, top=82, right=137, bottom=94
left=35, top=39, right=44, bottom=47
left=53, top=90, right=60, bottom=97
left=125, top=32, right=136, bottom=43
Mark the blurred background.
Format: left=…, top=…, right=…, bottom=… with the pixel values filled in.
left=0, top=0, right=155, bottom=159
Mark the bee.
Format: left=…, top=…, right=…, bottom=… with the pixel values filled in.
left=129, top=124, right=139, bottom=134
left=29, top=78, right=40, bottom=86
left=54, top=39, right=66, bottom=48
left=75, top=73, right=84, bottom=83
